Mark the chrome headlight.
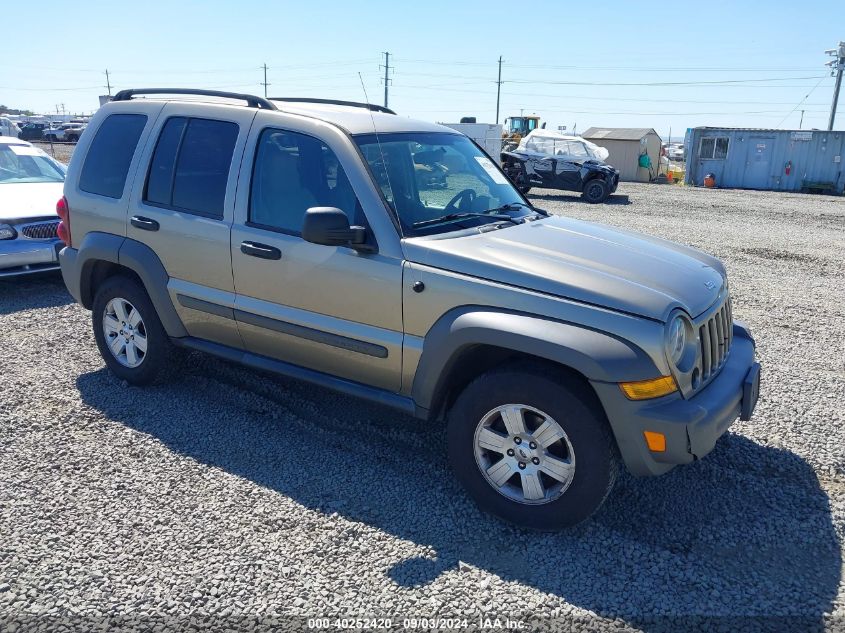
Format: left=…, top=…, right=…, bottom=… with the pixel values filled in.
left=665, top=311, right=697, bottom=373
left=0, top=224, right=17, bottom=240
left=667, top=316, right=686, bottom=365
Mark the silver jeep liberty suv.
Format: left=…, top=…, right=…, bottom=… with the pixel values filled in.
left=59, top=89, right=761, bottom=530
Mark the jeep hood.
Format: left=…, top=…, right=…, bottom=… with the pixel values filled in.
left=402, top=215, right=726, bottom=321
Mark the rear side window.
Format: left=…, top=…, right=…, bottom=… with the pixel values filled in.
left=144, top=117, right=239, bottom=219
left=79, top=114, right=147, bottom=198
left=145, top=117, right=187, bottom=206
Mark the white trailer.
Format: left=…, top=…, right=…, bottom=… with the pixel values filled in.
left=439, top=122, right=503, bottom=164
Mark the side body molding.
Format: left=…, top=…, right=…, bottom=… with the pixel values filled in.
left=65, top=232, right=187, bottom=338
left=411, top=307, right=660, bottom=413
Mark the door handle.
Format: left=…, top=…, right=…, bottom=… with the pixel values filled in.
left=240, top=241, right=282, bottom=260
left=130, top=215, right=160, bottom=231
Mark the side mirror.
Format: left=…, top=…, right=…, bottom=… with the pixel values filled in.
left=302, top=207, right=374, bottom=252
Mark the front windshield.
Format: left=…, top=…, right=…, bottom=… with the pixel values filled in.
left=0, top=144, right=66, bottom=184
left=354, top=132, right=528, bottom=236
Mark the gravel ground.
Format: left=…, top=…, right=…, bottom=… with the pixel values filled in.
left=31, top=142, right=75, bottom=165
left=0, top=182, right=843, bottom=632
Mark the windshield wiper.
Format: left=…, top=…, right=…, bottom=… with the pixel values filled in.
left=483, top=201, right=549, bottom=218
left=412, top=211, right=520, bottom=229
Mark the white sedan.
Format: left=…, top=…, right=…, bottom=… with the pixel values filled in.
left=0, top=137, right=67, bottom=276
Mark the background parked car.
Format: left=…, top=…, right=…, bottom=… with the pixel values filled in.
left=17, top=122, right=49, bottom=141
left=42, top=124, right=66, bottom=142
left=62, top=123, right=86, bottom=142
left=43, top=122, right=85, bottom=142
left=668, top=143, right=685, bottom=162
left=0, top=117, right=21, bottom=138
left=0, top=137, right=67, bottom=276
left=501, top=130, right=620, bottom=202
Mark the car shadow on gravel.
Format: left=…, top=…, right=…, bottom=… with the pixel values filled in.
left=76, top=365, right=840, bottom=630
left=0, top=272, right=72, bottom=315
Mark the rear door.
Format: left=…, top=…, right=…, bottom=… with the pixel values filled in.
left=126, top=103, right=257, bottom=348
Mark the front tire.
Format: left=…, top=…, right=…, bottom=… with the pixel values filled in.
left=582, top=178, right=610, bottom=204
left=91, top=275, right=174, bottom=385
left=447, top=363, right=618, bottom=530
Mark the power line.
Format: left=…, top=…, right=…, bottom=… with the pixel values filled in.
left=389, top=81, right=831, bottom=106
left=505, top=75, right=828, bottom=87
left=775, top=75, right=829, bottom=128
left=0, top=85, right=104, bottom=91
left=393, top=57, right=823, bottom=72
left=389, top=69, right=829, bottom=86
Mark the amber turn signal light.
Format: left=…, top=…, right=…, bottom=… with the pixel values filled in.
left=643, top=431, right=667, bottom=452
left=619, top=375, right=677, bottom=400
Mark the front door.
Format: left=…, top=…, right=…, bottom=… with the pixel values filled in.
left=126, top=103, right=257, bottom=348
left=743, top=136, right=775, bottom=189
left=230, top=114, right=404, bottom=391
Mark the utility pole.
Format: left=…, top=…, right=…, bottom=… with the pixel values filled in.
left=381, top=52, right=391, bottom=108
left=261, top=63, right=270, bottom=98
left=800, top=109, right=805, bottom=129
left=104, top=69, right=112, bottom=96
left=495, top=55, right=503, bottom=124
left=825, top=41, right=845, bottom=130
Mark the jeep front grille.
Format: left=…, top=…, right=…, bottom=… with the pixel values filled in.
left=20, top=220, right=60, bottom=240
left=698, top=295, right=732, bottom=383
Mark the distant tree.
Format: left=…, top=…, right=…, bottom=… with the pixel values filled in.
left=0, top=105, right=36, bottom=116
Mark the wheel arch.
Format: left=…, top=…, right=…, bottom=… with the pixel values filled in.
left=72, top=232, right=187, bottom=337
left=411, top=307, right=659, bottom=420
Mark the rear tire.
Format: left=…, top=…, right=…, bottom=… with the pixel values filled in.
left=446, top=363, right=618, bottom=530
left=582, top=179, right=610, bottom=204
left=91, top=275, right=174, bottom=385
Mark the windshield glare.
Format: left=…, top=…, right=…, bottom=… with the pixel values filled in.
left=0, top=144, right=66, bottom=184
left=355, top=132, right=527, bottom=236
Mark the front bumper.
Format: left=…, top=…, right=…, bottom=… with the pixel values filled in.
left=0, top=237, right=62, bottom=277
left=609, top=172, right=620, bottom=193
left=592, top=322, right=760, bottom=476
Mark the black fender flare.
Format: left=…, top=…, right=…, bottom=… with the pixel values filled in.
left=411, top=306, right=659, bottom=413
left=69, top=232, right=187, bottom=338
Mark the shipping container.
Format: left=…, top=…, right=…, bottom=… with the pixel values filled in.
left=685, top=127, right=845, bottom=194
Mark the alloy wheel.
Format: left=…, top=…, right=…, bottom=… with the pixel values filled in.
left=473, top=404, right=575, bottom=505
left=102, top=297, right=147, bottom=368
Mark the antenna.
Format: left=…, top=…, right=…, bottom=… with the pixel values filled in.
left=358, top=72, right=399, bottom=229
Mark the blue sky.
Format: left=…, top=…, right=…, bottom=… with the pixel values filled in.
left=4, top=0, right=843, bottom=139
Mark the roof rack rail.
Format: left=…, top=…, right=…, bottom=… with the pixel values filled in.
left=111, top=88, right=278, bottom=110
left=270, top=97, right=395, bottom=115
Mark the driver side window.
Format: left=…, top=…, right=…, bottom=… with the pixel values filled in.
left=249, top=128, right=361, bottom=235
